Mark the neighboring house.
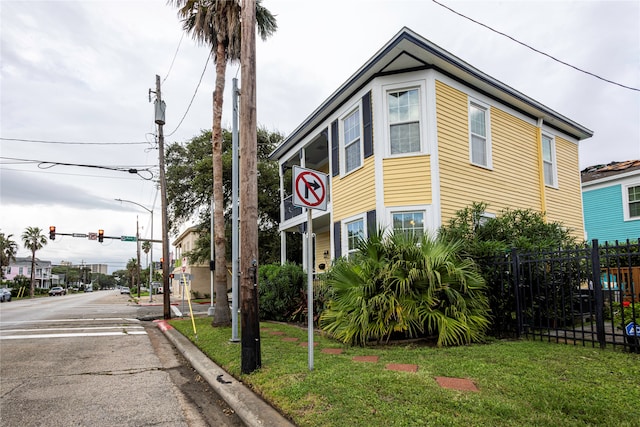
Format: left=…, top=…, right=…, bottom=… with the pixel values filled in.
left=171, top=226, right=226, bottom=299
left=2, top=256, right=53, bottom=288
left=270, top=27, right=593, bottom=272
left=581, top=160, right=640, bottom=243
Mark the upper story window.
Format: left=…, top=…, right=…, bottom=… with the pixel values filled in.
left=469, top=101, right=491, bottom=168
left=346, top=218, right=364, bottom=258
left=541, top=134, right=557, bottom=187
left=388, top=89, right=420, bottom=155
left=627, top=185, right=640, bottom=219
left=392, top=211, right=424, bottom=239
left=343, top=108, right=362, bottom=174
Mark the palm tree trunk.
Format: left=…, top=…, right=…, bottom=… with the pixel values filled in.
left=30, top=249, right=36, bottom=298
left=212, top=38, right=231, bottom=327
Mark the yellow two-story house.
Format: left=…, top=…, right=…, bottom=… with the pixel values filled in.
left=270, top=27, right=593, bottom=272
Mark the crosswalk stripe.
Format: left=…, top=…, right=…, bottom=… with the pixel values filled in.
left=1, top=331, right=148, bottom=340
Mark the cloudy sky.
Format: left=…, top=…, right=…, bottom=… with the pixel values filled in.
left=1, top=0, right=638, bottom=273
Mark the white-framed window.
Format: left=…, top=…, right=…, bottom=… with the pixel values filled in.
left=342, top=215, right=366, bottom=259
left=388, top=88, right=421, bottom=155
left=625, top=184, right=640, bottom=220
left=541, top=134, right=557, bottom=187
left=392, top=211, right=425, bottom=239
left=468, top=100, right=491, bottom=168
left=342, top=107, right=362, bottom=174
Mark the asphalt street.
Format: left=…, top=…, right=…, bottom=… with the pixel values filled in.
left=0, top=290, right=243, bottom=426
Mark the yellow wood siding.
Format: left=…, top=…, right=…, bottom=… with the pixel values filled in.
left=315, top=231, right=331, bottom=272
left=383, top=155, right=431, bottom=206
left=332, top=156, right=376, bottom=220
left=436, top=80, right=542, bottom=221
left=544, top=136, right=584, bottom=238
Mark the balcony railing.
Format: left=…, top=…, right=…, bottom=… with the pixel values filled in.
left=283, top=195, right=303, bottom=221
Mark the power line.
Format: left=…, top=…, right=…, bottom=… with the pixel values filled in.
left=163, top=32, right=185, bottom=84
left=0, top=156, right=156, bottom=180
left=166, top=54, right=211, bottom=137
left=0, top=137, right=150, bottom=145
left=432, top=0, right=640, bottom=92
left=0, top=166, right=143, bottom=181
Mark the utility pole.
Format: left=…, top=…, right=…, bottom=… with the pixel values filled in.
left=153, top=74, right=171, bottom=320
left=136, top=215, right=141, bottom=298
left=240, top=0, right=260, bottom=374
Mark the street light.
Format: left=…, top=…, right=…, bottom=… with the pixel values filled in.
left=115, top=198, right=154, bottom=302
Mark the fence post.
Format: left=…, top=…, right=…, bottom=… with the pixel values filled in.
left=511, top=247, right=522, bottom=337
left=590, top=239, right=606, bottom=349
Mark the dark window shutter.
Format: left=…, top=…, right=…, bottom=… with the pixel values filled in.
left=362, top=91, right=373, bottom=158
left=333, top=221, right=342, bottom=258
left=331, top=120, right=339, bottom=177
left=366, top=209, right=377, bottom=237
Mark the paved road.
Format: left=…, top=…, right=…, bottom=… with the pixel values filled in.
left=0, top=291, right=242, bottom=426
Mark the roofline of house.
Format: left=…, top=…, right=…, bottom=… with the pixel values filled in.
left=582, top=169, right=640, bottom=188
left=270, top=26, right=593, bottom=161
left=173, top=225, right=200, bottom=246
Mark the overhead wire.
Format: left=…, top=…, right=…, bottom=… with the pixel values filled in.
left=0, top=137, right=150, bottom=145
left=0, top=156, right=156, bottom=180
left=163, top=32, right=185, bottom=84
left=432, top=0, right=640, bottom=92
left=165, top=53, right=211, bottom=137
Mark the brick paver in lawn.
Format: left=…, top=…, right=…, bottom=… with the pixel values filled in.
left=299, top=342, right=319, bottom=347
left=282, top=337, right=299, bottom=342
left=385, top=363, right=418, bottom=372
left=352, top=355, right=379, bottom=363
left=321, top=348, right=343, bottom=355
left=435, top=376, right=479, bottom=392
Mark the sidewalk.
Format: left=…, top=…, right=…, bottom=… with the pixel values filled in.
left=154, top=319, right=296, bottom=427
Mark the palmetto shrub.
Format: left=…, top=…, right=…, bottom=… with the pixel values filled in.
left=319, top=231, right=491, bottom=347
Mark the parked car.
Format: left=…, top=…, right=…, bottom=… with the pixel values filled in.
left=0, top=288, right=12, bottom=302
left=49, top=286, right=66, bottom=296
left=120, top=287, right=130, bottom=295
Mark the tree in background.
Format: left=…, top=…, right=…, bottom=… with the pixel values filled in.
left=126, top=258, right=138, bottom=289
left=0, top=232, right=18, bottom=279
left=170, top=0, right=277, bottom=327
left=166, top=127, right=291, bottom=265
left=21, top=226, right=47, bottom=298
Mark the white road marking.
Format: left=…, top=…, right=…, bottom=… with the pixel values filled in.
left=1, top=331, right=148, bottom=340
left=2, top=326, right=145, bottom=333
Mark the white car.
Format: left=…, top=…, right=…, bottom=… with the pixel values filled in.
left=0, top=288, right=11, bottom=302
left=120, top=287, right=131, bottom=295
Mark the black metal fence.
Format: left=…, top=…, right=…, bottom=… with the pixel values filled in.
left=486, top=239, right=639, bottom=353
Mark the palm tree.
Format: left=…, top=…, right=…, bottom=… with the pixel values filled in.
left=21, top=227, right=47, bottom=298
left=0, top=232, right=18, bottom=279
left=126, top=258, right=138, bottom=289
left=320, top=230, right=491, bottom=347
left=171, top=0, right=277, bottom=326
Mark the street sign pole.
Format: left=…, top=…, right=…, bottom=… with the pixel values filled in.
left=307, top=207, right=314, bottom=371
left=292, top=166, right=328, bottom=372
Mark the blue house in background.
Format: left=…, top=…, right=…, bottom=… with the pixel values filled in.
left=581, top=160, right=640, bottom=243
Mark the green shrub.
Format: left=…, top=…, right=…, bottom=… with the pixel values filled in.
left=320, top=230, right=491, bottom=347
left=258, top=263, right=305, bottom=321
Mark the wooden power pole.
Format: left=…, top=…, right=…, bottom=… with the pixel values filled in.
left=154, top=74, right=171, bottom=320
left=240, top=0, right=260, bottom=374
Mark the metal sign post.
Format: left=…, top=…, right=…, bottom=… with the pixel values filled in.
left=292, top=166, right=328, bottom=371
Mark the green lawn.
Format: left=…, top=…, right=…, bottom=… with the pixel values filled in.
left=169, top=318, right=640, bottom=427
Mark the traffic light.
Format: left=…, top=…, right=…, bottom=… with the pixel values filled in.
left=160, top=258, right=163, bottom=269
left=98, top=229, right=104, bottom=243
left=169, top=273, right=174, bottom=279
left=49, top=226, right=56, bottom=240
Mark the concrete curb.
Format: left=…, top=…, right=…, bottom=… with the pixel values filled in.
left=156, top=321, right=296, bottom=427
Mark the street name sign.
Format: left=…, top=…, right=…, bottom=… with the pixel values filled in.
left=292, top=166, right=328, bottom=211
left=121, top=236, right=137, bottom=242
